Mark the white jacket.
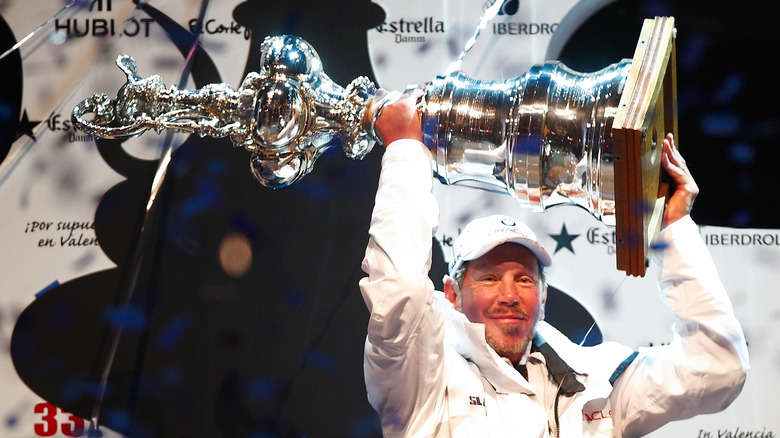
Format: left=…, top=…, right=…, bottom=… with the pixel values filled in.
left=359, top=140, right=749, bottom=437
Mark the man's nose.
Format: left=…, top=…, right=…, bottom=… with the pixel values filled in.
left=498, top=280, right=519, bottom=305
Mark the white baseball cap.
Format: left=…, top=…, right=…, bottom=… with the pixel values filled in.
left=448, top=215, right=552, bottom=275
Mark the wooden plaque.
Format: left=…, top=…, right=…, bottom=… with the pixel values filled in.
left=612, top=16, right=678, bottom=277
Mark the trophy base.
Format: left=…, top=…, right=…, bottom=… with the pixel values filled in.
left=613, top=16, right=677, bottom=277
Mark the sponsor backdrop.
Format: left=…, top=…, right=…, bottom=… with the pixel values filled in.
left=0, top=0, right=777, bottom=436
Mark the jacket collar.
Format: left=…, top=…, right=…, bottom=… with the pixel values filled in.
left=533, top=330, right=586, bottom=395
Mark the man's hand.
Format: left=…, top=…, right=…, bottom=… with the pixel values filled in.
left=370, top=89, right=423, bottom=146
left=662, top=133, right=699, bottom=227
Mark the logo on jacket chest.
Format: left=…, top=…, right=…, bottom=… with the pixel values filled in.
left=469, top=396, right=486, bottom=406
left=582, top=409, right=612, bottom=422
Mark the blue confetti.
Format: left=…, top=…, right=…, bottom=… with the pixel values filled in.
left=34, top=280, right=60, bottom=298
left=156, top=313, right=194, bottom=351
left=305, top=349, right=342, bottom=374
left=103, top=305, right=147, bottom=331
left=728, top=142, right=756, bottom=165
left=246, top=379, right=280, bottom=399
left=699, top=112, right=741, bottom=137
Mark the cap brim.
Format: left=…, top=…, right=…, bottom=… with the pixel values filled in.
left=456, top=236, right=552, bottom=271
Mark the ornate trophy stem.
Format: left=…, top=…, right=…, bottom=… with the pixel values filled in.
left=73, top=18, right=677, bottom=276
left=72, top=36, right=377, bottom=189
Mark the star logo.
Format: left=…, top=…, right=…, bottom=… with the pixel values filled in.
left=549, top=224, right=580, bottom=255
left=16, top=110, right=41, bottom=142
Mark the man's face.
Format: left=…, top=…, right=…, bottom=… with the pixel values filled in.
left=450, top=243, right=546, bottom=363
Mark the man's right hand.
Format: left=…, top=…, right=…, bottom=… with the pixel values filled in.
left=370, top=89, right=423, bottom=146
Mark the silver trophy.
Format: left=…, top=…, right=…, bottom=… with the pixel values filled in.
left=73, top=17, right=677, bottom=275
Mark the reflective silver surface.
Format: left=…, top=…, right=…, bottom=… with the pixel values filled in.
left=73, top=35, right=631, bottom=224
left=72, top=35, right=376, bottom=189
left=421, top=61, right=631, bottom=225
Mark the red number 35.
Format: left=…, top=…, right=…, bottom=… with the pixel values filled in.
left=34, top=402, right=85, bottom=437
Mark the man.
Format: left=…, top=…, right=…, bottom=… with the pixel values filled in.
left=358, top=92, right=749, bottom=437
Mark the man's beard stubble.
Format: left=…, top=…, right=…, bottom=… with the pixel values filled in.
left=485, top=321, right=533, bottom=361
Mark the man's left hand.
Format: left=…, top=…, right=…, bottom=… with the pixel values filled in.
left=661, top=133, right=699, bottom=227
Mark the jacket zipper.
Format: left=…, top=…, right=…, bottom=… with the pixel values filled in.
left=554, top=390, right=562, bottom=438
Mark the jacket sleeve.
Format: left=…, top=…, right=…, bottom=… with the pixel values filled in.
left=358, top=139, right=448, bottom=434
left=611, top=216, right=750, bottom=436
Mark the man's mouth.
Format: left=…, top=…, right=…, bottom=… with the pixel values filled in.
left=487, top=312, right=527, bottom=321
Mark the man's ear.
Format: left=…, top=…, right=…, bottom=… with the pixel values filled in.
left=443, top=275, right=460, bottom=309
